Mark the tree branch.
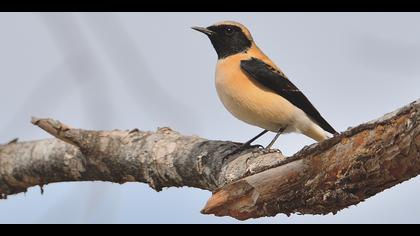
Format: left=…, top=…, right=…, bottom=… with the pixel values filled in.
left=0, top=99, right=419, bottom=220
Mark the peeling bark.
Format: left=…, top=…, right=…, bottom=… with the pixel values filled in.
left=0, top=99, right=419, bottom=220
left=202, top=99, right=420, bottom=219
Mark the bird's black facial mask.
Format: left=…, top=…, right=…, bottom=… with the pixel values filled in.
left=204, top=25, right=252, bottom=59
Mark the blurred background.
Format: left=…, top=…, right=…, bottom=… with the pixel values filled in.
left=0, top=12, right=419, bottom=223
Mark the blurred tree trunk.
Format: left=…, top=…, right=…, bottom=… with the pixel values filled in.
left=0, top=99, right=419, bottom=220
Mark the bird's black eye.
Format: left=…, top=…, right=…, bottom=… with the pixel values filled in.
left=224, top=27, right=234, bottom=36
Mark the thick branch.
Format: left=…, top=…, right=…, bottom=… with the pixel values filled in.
left=203, top=100, right=420, bottom=219
left=0, top=120, right=284, bottom=197
left=0, top=99, right=419, bottom=220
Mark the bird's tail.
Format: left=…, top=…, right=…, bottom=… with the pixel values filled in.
left=304, top=123, right=332, bottom=142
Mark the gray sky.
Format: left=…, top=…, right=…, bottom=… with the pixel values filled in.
left=0, top=12, right=419, bottom=223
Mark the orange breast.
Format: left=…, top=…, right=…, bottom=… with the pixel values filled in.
left=214, top=47, right=300, bottom=132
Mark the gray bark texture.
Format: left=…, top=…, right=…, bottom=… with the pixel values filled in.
left=0, top=99, right=419, bottom=220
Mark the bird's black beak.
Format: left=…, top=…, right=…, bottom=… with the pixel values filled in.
left=191, top=26, right=214, bottom=36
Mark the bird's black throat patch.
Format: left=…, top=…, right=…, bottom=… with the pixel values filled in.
left=206, top=25, right=252, bottom=59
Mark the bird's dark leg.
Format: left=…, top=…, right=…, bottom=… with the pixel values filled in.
left=223, top=129, right=269, bottom=162
left=265, top=128, right=284, bottom=149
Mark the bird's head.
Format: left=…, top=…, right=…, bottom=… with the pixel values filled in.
left=192, top=21, right=253, bottom=59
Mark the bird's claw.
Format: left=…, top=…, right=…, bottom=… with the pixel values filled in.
left=249, top=144, right=264, bottom=149
left=222, top=143, right=263, bottom=162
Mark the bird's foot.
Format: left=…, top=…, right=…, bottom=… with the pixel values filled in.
left=248, top=144, right=264, bottom=150
left=222, top=143, right=263, bottom=162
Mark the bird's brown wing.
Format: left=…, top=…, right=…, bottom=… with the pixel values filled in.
left=240, top=57, right=337, bottom=134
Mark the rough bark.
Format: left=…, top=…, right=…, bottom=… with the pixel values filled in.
left=0, top=119, right=284, bottom=197
left=203, top=99, right=420, bottom=219
left=0, top=99, right=419, bottom=220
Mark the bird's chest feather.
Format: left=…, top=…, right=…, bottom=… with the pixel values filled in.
left=215, top=56, right=298, bottom=131
left=215, top=58, right=254, bottom=112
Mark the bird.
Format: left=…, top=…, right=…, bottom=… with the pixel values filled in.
left=192, top=21, right=338, bottom=151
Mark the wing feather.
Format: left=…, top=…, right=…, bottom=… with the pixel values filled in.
left=240, top=57, right=337, bottom=134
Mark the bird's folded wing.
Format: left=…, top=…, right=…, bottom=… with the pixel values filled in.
left=240, top=57, right=337, bottom=134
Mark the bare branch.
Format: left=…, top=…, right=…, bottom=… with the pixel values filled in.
left=1, top=119, right=284, bottom=197
left=202, top=99, right=420, bottom=219
left=0, top=99, right=419, bottom=220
